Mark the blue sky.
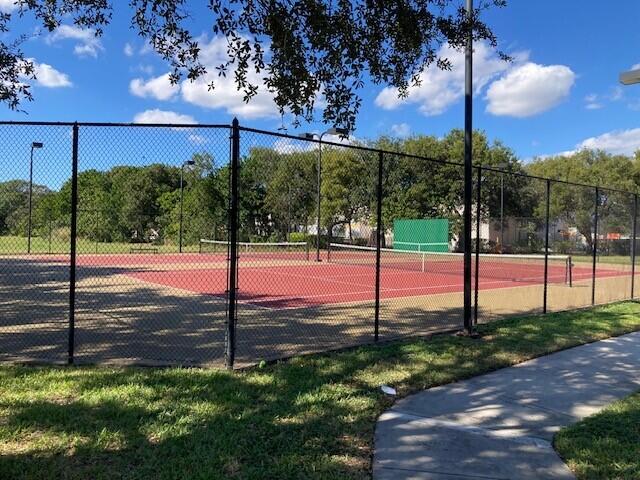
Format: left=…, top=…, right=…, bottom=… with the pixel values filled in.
left=1, top=0, right=640, bottom=165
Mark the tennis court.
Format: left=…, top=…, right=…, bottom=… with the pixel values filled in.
left=55, top=241, right=630, bottom=310
left=0, top=239, right=636, bottom=367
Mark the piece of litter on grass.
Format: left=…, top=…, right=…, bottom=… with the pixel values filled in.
left=381, top=385, right=396, bottom=396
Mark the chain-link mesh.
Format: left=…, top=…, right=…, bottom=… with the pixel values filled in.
left=378, top=153, right=465, bottom=338
left=475, top=169, right=552, bottom=320
left=72, top=125, right=230, bottom=366
left=595, top=188, right=634, bottom=304
left=1, top=120, right=640, bottom=367
left=0, top=124, right=72, bottom=363
left=545, top=182, right=595, bottom=312
left=232, top=131, right=378, bottom=365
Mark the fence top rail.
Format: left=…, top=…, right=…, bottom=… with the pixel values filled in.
left=0, top=120, right=231, bottom=129
left=239, top=125, right=640, bottom=196
left=237, top=124, right=463, bottom=167
left=0, top=118, right=637, bottom=197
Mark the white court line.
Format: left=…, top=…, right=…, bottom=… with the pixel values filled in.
left=126, top=261, right=583, bottom=312
left=238, top=271, right=573, bottom=311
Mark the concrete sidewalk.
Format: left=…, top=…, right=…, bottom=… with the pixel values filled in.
left=373, top=331, right=640, bottom=479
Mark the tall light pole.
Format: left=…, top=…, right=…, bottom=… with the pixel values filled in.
left=27, top=141, right=44, bottom=254
left=619, top=67, right=640, bottom=282
left=299, top=127, right=348, bottom=261
left=179, top=159, right=196, bottom=253
left=462, top=0, right=474, bottom=335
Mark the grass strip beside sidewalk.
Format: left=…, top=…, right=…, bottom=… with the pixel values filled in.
left=555, top=390, right=640, bottom=480
left=1, top=301, right=640, bottom=479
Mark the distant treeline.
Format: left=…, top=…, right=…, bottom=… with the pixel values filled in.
left=1, top=130, right=638, bottom=251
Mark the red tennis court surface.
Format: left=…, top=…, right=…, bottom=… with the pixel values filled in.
left=123, top=256, right=629, bottom=309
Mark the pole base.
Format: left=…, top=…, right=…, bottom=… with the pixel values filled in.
left=455, top=329, right=481, bottom=339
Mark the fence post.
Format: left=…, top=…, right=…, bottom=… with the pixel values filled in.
left=68, top=123, right=79, bottom=365
left=592, top=187, right=599, bottom=305
left=225, top=118, right=240, bottom=369
left=474, top=166, right=481, bottom=325
left=543, top=179, right=551, bottom=314
left=48, top=217, right=52, bottom=254
left=94, top=209, right=99, bottom=254
left=374, top=151, right=384, bottom=341
left=632, top=194, right=637, bottom=299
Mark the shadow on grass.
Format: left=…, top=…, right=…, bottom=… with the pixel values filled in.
left=554, top=390, right=640, bottom=480
left=1, top=302, right=640, bottom=479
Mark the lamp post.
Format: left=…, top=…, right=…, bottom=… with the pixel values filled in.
left=27, top=141, right=44, bottom=254
left=179, top=159, right=196, bottom=253
left=619, top=68, right=640, bottom=85
left=299, top=127, right=348, bottom=261
left=619, top=68, right=640, bottom=286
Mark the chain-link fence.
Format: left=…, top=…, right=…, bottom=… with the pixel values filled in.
left=1, top=119, right=639, bottom=368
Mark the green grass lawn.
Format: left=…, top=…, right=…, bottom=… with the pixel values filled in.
left=571, top=254, right=636, bottom=266
left=1, top=302, right=640, bottom=479
left=555, top=390, right=640, bottom=480
left=0, top=235, right=200, bottom=255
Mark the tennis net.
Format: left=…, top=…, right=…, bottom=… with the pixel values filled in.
left=199, top=239, right=310, bottom=260
left=328, top=243, right=572, bottom=285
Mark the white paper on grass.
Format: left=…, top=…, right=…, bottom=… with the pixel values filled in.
left=381, top=385, right=397, bottom=396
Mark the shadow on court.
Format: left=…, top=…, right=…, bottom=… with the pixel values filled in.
left=0, top=255, right=634, bottom=367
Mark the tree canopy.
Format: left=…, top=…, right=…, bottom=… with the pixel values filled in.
left=527, top=150, right=640, bottom=252
left=3, top=0, right=506, bottom=130
left=1, top=129, right=638, bottom=255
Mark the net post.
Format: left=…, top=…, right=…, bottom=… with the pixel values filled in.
left=592, top=187, right=599, bottom=305
left=632, top=194, right=638, bottom=299
left=474, top=166, right=481, bottom=325
left=225, top=118, right=240, bottom=370
left=543, top=179, right=551, bottom=314
left=374, top=151, right=384, bottom=342
left=68, top=122, right=79, bottom=365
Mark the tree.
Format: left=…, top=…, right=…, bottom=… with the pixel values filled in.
left=3, top=1, right=506, bottom=131
left=320, top=148, right=372, bottom=241
left=159, top=153, right=227, bottom=245
left=0, top=179, right=50, bottom=235
left=527, top=150, right=636, bottom=253
left=372, top=130, right=533, bottom=249
left=263, top=151, right=316, bottom=240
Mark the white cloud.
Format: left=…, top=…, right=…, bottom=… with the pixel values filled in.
left=271, top=133, right=355, bottom=154
left=133, top=109, right=196, bottom=125
left=584, top=94, right=603, bottom=110
left=32, top=61, right=72, bottom=88
left=631, top=63, right=640, bottom=70
left=628, top=100, right=640, bottom=111
left=180, top=36, right=279, bottom=119
left=0, top=0, right=17, bottom=13
left=124, top=43, right=134, bottom=57
left=609, top=86, right=624, bottom=101
left=188, top=134, right=209, bottom=145
left=272, top=137, right=315, bottom=154
left=573, top=128, right=640, bottom=156
left=375, top=42, right=518, bottom=116
left=485, top=62, right=575, bottom=117
left=130, top=73, right=179, bottom=101
left=390, top=123, right=411, bottom=137
left=47, top=25, right=103, bottom=58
